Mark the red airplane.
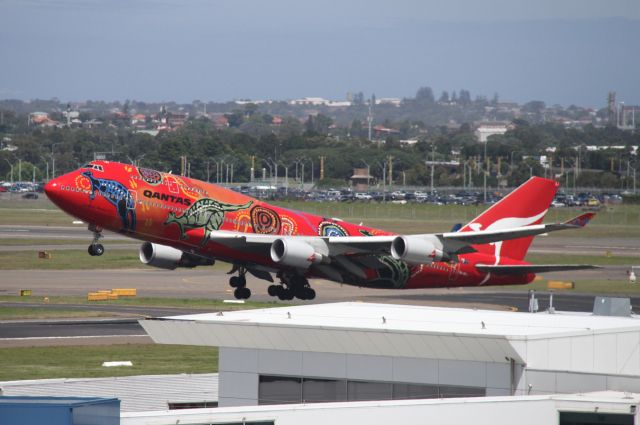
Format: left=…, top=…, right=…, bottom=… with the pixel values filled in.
left=44, top=160, right=595, bottom=300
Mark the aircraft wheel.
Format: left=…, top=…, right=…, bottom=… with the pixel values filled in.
left=305, top=288, right=316, bottom=300
left=93, top=244, right=104, bottom=256
left=293, top=286, right=308, bottom=300
left=276, top=286, right=293, bottom=301
left=284, top=289, right=295, bottom=301
left=229, top=276, right=241, bottom=288
left=234, top=287, right=251, bottom=299
left=88, top=245, right=96, bottom=256
left=268, top=285, right=279, bottom=297
left=238, top=274, right=247, bottom=287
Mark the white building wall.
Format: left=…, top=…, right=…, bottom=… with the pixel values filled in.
left=523, top=369, right=640, bottom=396
left=219, top=348, right=512, bottom=407
left=219, top=348, right=259, bottom=406
left=122, top=396, right=639, bottom=425
left=515, top=329, right=640, bottom=375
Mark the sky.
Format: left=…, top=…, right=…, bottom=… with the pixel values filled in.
left=1, top=0, right=639, bottom=107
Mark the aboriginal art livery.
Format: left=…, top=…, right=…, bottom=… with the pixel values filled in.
left=45, top=160, right=597, bottom=301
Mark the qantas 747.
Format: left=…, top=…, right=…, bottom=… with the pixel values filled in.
left=44, top=160, right=595, bottom=300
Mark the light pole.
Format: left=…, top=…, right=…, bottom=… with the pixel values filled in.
left=263, top=160, right=273, bottom=185
left=483, top=140, right=488, bottom=203
left=40, top=156, right=50, bottom=181
left=51, top=143, right=61, bottom=179
left=429, top=144, right=436, bottom=195
left=375, top=160, right=387, bottom=201
left=282, top=162, right=291, bottom=196
left=126, top=154, right=145, bottom=168
left=266, top=157, right=278, bottom=186
left=361, top=160, right=371, bottom=189
left=3, top=158, right=13, bottom=183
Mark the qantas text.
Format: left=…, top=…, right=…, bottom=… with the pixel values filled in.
left=143, top=190, right=192, bottom=206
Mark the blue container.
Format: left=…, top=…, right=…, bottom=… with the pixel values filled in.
left=0, top=396, right=120, bottom=425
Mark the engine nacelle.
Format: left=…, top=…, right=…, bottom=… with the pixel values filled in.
left=270, top=238, right=325, bottom=269
left=139, top=242, right=214, bottom=270
left=390, top=235, right=447, bottom=265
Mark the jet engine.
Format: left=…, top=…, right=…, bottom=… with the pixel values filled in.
left=390, top=235, right=447, bottom=265
left=270, top=238, right=325, bottom=269
left=139, top=242, right=215, bottom=270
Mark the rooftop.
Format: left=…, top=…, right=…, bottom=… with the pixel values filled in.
left=162, top=302, right=640, bottom=339
left=142, top=303, right=640, bottom=372
left=0, top=374, right=218, bottom=412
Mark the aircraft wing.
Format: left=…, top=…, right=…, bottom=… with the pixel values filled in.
left=203, top=212, right=595, bottom=262
left=475, top=264, right=600, bottom=275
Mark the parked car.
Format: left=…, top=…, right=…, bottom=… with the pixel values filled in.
left=354, top=192, right=372, bottom=201
left=22, top=192, right=39, bottom=199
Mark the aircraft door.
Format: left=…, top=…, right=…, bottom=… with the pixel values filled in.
left=127, top=189, right=137, bottom=210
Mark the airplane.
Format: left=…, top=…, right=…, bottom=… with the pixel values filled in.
left=44, top=160, right=596, bottom=301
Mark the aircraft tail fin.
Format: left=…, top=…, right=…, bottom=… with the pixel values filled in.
left=459, top=177, right=559, bottom=262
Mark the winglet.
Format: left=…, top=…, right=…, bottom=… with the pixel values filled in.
left=563, top=212, right=595, bottom=228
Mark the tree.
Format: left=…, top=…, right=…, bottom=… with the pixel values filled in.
left=415, top=87, right=435, bottom=104
left=438, top=91, right=450, bottom=103
left=522, top=101, right=546, bottom=114
left=458, top=89, right=471, bottom=106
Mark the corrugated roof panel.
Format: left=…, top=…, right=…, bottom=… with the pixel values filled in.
left=0, top=374, right=218, bottom=412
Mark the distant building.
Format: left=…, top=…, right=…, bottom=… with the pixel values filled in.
left=209, top=113, right=229, bottom=129
left=350, top=167, right=373, bottom=191
left=373, top=125, right=399, bottom=137
left=28, top=112, right=60, bottom=127
left=376, top=98, right=402, bottom=107
left=398, top=139, right=419, bottom=146
left=289, top=97, right=352, bottom=107
left=290, top=97, right=330, bottom=106
left=474, top=122, right=511, bottom=143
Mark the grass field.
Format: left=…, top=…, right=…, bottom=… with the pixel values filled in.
left=0, top=249, right=142, bottom=270
left=0, top=307, right=118, bottom=320
left=0, top=295, right=281, bottom=309
left=2, top=197, right=640, bottom=236
left=0, top=238, right=128, bottom=246
left=0, top=248, right=635, bottom=271
left=487, top=279, right=640, bottom=295
left=0, top=344, right=218, bottom=381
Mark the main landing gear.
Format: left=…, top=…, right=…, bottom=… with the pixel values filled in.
left=227, top=266, right=316, bottom=301
left=87, top=225, right=104, bottom=257
left=228, top=266, right=251, bottom=300
left=268, top=273, right=316, bottom=301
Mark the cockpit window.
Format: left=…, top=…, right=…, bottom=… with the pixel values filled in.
left=81, top=163, right=104, bottom=172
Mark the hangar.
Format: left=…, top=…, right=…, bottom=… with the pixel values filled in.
left=141, top=302, right=640, bottom=407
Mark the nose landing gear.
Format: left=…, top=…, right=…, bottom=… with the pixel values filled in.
left=87, top=225, right=104, bottom=256
left=228, top=265, right=251, bottom=299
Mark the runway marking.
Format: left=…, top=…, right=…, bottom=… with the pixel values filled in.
left=0, top=335, right=148, bottom=341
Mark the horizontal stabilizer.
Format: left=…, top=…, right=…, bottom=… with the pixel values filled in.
left=475, top=264, right=600, bottom=275
left=563, top=212, right=596, bottom=228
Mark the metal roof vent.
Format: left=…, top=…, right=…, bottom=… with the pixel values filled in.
left=593, top=297, right=632, bottom=317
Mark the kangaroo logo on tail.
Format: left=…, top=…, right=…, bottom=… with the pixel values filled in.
left=165, top=198, right=253, bottom=246
left=83, top=170, right=136, bottom=232
left=461, top=177, right=559, bottom=263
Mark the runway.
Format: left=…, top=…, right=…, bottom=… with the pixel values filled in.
left=0, top=266, right=637, bottom=345
left=0, top=225, right=638, bottom=346
left=1, top=225, right=640, bottom=257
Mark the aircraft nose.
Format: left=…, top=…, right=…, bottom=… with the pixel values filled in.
left=44, top=177, right=64, bottom=205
